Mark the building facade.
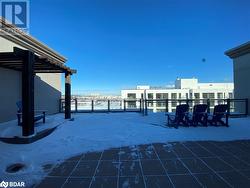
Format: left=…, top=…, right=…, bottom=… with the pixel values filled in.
left=225, top=41, right=250, bottom=115
left=121, top=78, right=234, bottom=112
left=0, top=18, right=66, bottom=123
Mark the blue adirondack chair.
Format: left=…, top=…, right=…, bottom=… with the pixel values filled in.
left=16, top=101, right=46, bottom=126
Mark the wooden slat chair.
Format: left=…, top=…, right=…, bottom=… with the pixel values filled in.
left=207, top=104, right=229, bottom=127
left=167, top=104, right=189, bottom=128
left=186, top=104, right=208, bottom=127
left=16, top=101, right=46, bottom=126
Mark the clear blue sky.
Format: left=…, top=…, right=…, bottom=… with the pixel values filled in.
left=30, top=0, right=250, bottom=95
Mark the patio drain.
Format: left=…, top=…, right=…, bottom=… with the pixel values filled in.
left=6, top=163, right=26, bottom=173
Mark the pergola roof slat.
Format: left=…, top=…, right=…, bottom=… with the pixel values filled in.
left=0, top=47, right=76, bottom=74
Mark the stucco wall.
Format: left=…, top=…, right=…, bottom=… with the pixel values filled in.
left=0, top=37, right=62, bottom=123
left=233, top=53, right=250, bottom=114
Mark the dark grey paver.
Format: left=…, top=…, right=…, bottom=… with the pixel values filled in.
left=219, top=171, right=250, bottom=188
left=170, top=174, right=202, bottom=188
left=201, top=157, right=233, bottom=172
left=145, top=175, right=173, bottom=188
left=119, top=176, right=145, bottom=188
left=90, top=176, right=117, bottom=188
left=95, top=161, right=119, bottom=177
left=63, top=177, right=91, bottom=188
left=161, top=159, right=189, bottom=175
left=36, top=177, right=66, bottom=188
left=119, top=161, right=142, bottom=177
left=181, top=158, right=212, bottom=174
left=140, top=160, right=166, bottom=175
left=194, top=173, right=230, bottom=188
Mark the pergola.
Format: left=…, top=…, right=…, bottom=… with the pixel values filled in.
left=0, top=47, right=76, bottom=137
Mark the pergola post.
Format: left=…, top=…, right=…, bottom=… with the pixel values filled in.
left=22, top=50, right=35, bottom=136
left=65, top=72, right=71, bottom=119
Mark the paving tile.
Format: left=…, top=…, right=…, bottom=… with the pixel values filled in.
left=194, top=173, right=230, bottom=188
left=145, top=175, right=173, bottom=188
left=161, top=159, right=189, bottom=175
left=140, top=160, right=166, bottom=175
left=152, top=143, right=175, bottom=151
left=173, top=146, right=195, bottom=158
left=201, top=157, right=233, bottom=172
left=49, top=162, right=77, bottom=177
left=81, top=152, right=102, bottom=161
left=237, top=155, right=250, bottom=165
left=200, top=144, right=232, bottom=157
left=188, top=147, right=215, bottom=157
left=101, top=149, right=120, bottom=161
left=119, top=148, right=139, bottom=161
left=71, top=161, right=98, bottom=177
left=119, top=161, right=142, bottom=177
left=170, top=174, right=202, bottom=188
left=63, top=177, right=91, bottom=188
left=219, top=171, right=250, bottom=188
left=220, top=156, right=250, bottom=170
left=181, top=158, right=212, bottom=174
left=182, top=141, right=200, bottom=148
left=95, top=161, right=119, bottom=177
left=119, top=176, right=145, bottom=188
left=156, top=149, right=178, bottom=160
left=138, top=147, right=158, bottom=160
left=65, top=154, right=83, bottom=162
left=223, top=146, right=249, bottom=156
left=239, top=170, right=250, bottom=179
left=138, top=144, right=153, bottom=151
left=90, top=176, right=117, bottom=188
left=36, top=177, right=66, bottom=188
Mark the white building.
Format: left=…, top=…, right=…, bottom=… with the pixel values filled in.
left=121, top=78, right=234, bottom=112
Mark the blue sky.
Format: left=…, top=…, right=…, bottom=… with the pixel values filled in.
left=30, top=0, right=250, bottom=95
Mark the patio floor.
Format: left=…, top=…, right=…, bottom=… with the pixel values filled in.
left=36, top=140, right=250, bottom=188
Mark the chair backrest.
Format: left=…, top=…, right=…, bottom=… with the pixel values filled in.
left=213, top=104, right=228, bottom=119
left=16, top=101, right=22, bottom=112
left=175, top=104, right=189, bottom=119
left=193, top=104, right=208, bottom=114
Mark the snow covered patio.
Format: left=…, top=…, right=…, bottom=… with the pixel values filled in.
left=1, top=112, right=250, bottom=187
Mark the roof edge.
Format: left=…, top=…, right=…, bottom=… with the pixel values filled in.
left=225, top=41, right=250, bottom=59
left=0, top=17, right=67, bottom=63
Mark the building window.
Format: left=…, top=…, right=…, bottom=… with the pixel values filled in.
left=148, top=93, right=154, bottom=107
left=156, top=93, right=168, bottom=107
left=217, top=93, right=223, bottom=99
left=229, top=93, right=233, bottom=99
left=171, top=93, right=177, bottom=107
left=148, top=93, right=153, bottom=99
left=194, top=93, right=200, bottom=104
left=203, top=93, right=215, bottom=106
left=127, top=93, right=136, bottom=99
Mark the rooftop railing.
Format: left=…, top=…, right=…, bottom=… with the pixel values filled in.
left=59, top=98, right=248, bottom=117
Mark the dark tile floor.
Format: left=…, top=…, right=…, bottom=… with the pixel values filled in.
left=36, top=140, right=250, bottom=188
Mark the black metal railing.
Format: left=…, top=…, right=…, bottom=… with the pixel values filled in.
left=59, top=98, right=248, bottom=117
left=59, top=99, right=142, bottom=113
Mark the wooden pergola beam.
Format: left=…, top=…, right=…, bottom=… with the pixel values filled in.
left=21, top=50, right=35, bottom=136
left=65, top=72, right=71, bottom=119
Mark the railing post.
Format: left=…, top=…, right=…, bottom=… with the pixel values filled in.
left=207, top=99, right=210, bottom=113
left=139, top=99, right=142, bottom=113
left=226, top=98, right=231, bottom=115
left=124, top=100, right=126, bottom=112
left=75, top=98, right=78, bottom=113
left=246, top=98, right=249, bottom=116
left=145, top=99, right=148, bottom=116
left=91, top=100, right=94, bottom=112
left=165, top=99, right=169, bottom=113
left=108, top=100, right=110, bottom=112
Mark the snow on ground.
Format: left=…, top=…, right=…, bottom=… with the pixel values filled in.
left=0, top=112, right=250, bottom=186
